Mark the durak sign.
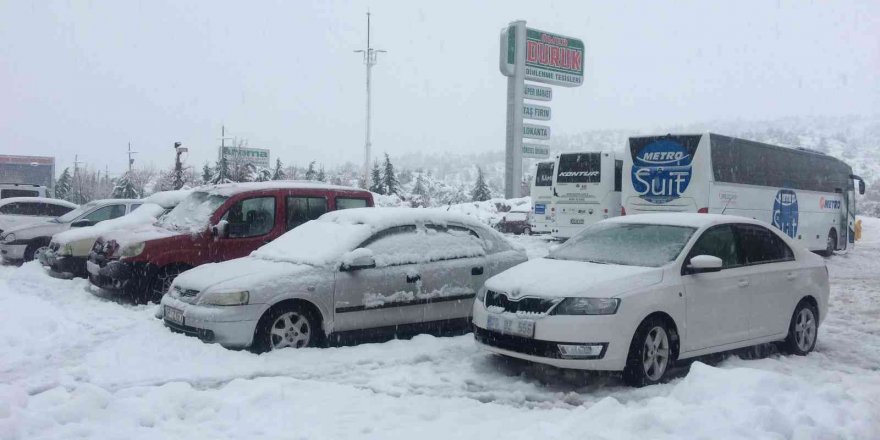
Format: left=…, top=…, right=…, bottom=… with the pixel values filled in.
left=500, top=20, right=584, bottom=197
left=219, top=146, right=271, bottom=169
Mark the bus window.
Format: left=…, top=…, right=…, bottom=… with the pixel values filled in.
left=614, top=160, right=622, bottom=192
left=556, top=153, right=601, bottom=183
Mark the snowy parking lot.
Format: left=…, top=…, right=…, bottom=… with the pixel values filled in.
left=2, top=222, right=879, bottom=440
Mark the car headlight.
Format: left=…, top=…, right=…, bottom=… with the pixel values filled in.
left=1, top=233, right=15, bottom=244
left=552, top=297, right=620, bottom=315
left=58, top=243, right=73, bottom=256
left=120, top=242, right=145, bottom=258
left=199, top=290, right=250, bottom=306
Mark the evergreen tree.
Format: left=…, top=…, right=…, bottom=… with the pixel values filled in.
left=201, top=163, right=213, bottom=185
left=253, top=167, right=272, bottom=182
left=316, top=165, right=326, bottom=182
left=111, top=172, right=140, bottom=199
left=382, top=153, right=400, bottom=195
left=369, top=161, right=384, bottom=194
left=471, top=166, right=491, bottom=202
left=304, top=161, right=317, bottom=181
left=213, top=157, right=230, bottom=184
left=412, top=172, right=428, bottom=197
left=55, top=168, right=72, bottom=200
left=272, top=158, right=286, bottom=180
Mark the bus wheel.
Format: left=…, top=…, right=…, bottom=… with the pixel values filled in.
left=523, top=227, right=532, bottom=236
left=820, top=230, right=836, bottom=257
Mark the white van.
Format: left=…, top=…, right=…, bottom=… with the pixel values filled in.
left=0, top=183, right=49, bottom=199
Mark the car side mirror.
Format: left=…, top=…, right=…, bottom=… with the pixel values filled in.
left=340, top=249, right=376, bottom=271
left=687, top=255, right=723, bottom=273
left=211, top=220, right=229, bottom=239
left=71, top=219, right=93, bottom=228
left=859, top=180, right=865, bottom=195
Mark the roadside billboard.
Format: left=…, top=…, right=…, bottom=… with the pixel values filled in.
left=218, top=146, right=271, bottom=169
left=0, top=155, right=55, bottom=187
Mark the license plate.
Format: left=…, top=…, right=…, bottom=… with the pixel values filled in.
left=570, top=218, right=585, bottom=224
left=86, top=260, right=101, bottom=276
left=534, top=204, right=545, bottom=215
left=165, top=306, right=184, bottom=325
left=487, top=315, right=535, bottom=338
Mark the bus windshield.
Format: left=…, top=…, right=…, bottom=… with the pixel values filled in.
left=557, top=153, right=601, bottom=183
left=535, top=162, right=554, bottom=187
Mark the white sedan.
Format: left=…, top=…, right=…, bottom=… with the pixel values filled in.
left=472, top=213, right=829, bottom=387
left=162, top=208, right=528, bottom=351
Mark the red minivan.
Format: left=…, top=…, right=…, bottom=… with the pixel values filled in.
left=87, top=182, right=374, bottom=302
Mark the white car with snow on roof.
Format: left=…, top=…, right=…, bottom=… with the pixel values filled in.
left=161, top=207, right=528, bottom=351
left=473, top=213, right=829, bottom=387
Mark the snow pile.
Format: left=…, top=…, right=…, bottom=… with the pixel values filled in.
left=141, top=189, right=192, bottom=208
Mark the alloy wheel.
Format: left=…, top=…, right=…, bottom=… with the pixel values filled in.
left=794, top=308, right=816, bottom=352
left=269, top=311, right=312, bottom=350
left=642, top=326, right=670, bottom=381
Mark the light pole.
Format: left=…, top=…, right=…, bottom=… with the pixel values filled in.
left=173, top=141, right=188, bottom=190
left=354, top=12, right=385, bottom=189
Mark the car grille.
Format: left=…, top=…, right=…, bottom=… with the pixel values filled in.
left=485, top=290, right=558, bottom=315
left=474, top=327, right=562, bottom=358
left=172, top=286, right=200, bottom=303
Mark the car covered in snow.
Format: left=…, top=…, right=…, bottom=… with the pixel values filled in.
left=40, top=190, right=191, bottom=278
left=0, top=198, right=140, bottom=264
left=494, top=208, right=533, bottom=235
left=473, top=213, right=830, bottom=387
left=161, top=207, right=528, bottom=351
left=87, top=182, right=374, bottom=303
left=0, top=197, right=78, bottom=234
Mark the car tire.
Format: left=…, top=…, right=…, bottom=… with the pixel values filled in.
left=523, top=227, right=532, bottom=236
left=253, top=303, right=323, bottom=353
left=23, top=239, right=50, bottom=262
left=819, top=230, right=836, bottom=257
left=143, top=265, right=188, bottom=304
left=622, top=317, right=675, bottom=387
left=780, top=301, right=819, bottom=356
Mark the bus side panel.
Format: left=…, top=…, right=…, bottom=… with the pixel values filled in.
left=622, top=134, right=710, bottom=214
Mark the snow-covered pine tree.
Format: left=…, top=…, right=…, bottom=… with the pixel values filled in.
left=272, top=159, right=286, bottom=180
left=111, top=172, right=140, bottom=199
left=316, top=165, right=326, bottom=182
left=382, top=153, right=400, bottom=195
left=55, top=168, right=72, bottom=200
left=212, top=157, right=230, bottom=184
left=369, top=161, right=384, bottom=194
left=304, top=161, right=317, bottom=181
left=471, top=166, right=491, bottom=202
left=201, top=163, right=213, bottom=185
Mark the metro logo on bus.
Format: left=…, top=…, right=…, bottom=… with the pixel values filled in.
left=819, top=197, right=841, bottom=210
left=772, top=189, right=799, bottom=238
left=631, top=140, right=693, bottom=204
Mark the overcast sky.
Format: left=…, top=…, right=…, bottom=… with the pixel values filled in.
left=1, top=0, right=877, bottom=174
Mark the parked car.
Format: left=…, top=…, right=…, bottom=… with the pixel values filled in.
left=495, top=208, right=532, bottom=235
left=87, top=182, right=374, bottom=303
left=0, top=197, right=78, bottom=234
left=160, top=207, right=528, bottom=351
left=472, top=213, right=829, bottom=387
left=41, top=190, right=191, bottom=278
left=0, top=198, right=140, bottom=264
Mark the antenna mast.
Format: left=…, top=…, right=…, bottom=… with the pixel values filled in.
left=354, top=12, right=386, bottom=189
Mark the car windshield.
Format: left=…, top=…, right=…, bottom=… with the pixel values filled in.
left=157, top=192, right=228, bottom=232
left=53, top=202, right=99, bottom=223
left=549, top=222, right=696, bottom=267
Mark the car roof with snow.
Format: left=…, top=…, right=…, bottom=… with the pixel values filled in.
left=0, top=197, right=78, bottom=208
left=142, top=189, right=192, bottom=208
left=605, top=213, right=765, bottom=229
left=85, top=198, right=141, bottom=206
left=252, top=207, right=510, bottom=266
left=196, top=181, right=369, bottom=197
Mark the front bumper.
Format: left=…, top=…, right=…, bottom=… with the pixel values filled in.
left=471, top=299, right=630, bottom=371
left=0, top=243, right=27, bottom=262
left=41, top=250, right=87, bottom=277
left=87, top=254, right=137, bottom=291
left=160, top=295, right=265, bottom=349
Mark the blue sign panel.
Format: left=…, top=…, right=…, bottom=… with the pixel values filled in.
left=534, top=204, right=546, bottom=215
left=772, top=189, right=799, bottom=238
left=631, top=139, right=694, bottom=204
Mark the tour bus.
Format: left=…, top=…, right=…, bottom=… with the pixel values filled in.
left=550, top=151, right=623, bottom=240
left=623, top=133, right=866, bottom=255
left=529, top=161, right=555, bottom=234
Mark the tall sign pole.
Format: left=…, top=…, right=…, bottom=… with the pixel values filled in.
left=355, top=12, right=385, bottom=189
left=500, top=20, right=584, bottom=198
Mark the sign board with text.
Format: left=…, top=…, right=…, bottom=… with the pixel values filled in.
left=219, top=146, right=271, bottom=169
left=522, top=103, right=551, bottom=121
left=522, top=144, right=550, bottom=158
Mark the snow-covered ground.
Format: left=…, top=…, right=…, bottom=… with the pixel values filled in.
left=1, top=221, right=879, bottom=439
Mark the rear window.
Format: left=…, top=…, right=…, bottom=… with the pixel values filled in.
left=557, top=153, right=601, bottom=183
left=1, top=189, right=40, bottom=199
left=535, top=162, right=554, bottom=187
left=336, top=197, right=369, bottom=210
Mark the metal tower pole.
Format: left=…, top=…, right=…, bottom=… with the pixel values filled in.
left=355, top=12, right=385, bottom=189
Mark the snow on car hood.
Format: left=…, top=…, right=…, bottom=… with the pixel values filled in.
left=171, top=256, right=320, bottom=295
left=484, top=257, right=663, bottom=299
left=0, top=216, right=51, bottom=233
left=52, top=204, right=166, bottom=246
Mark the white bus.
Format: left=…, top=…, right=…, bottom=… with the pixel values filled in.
left=623, top=133, right=866, bottom=255
left=551, top=151, right=623, bottom=240
left=529, top=161, right=555, bottom=234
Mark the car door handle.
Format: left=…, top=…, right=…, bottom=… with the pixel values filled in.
left=406, top=274, right=421, bottom=283
left=786, top=273, right=796, bottom=281
left=737, top=279, right=750, bottom=288
left=471, top=266, right=484, bottom=276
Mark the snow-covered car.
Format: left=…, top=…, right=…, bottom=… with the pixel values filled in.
left=0, top=198, right=141, bottom=264
left=495, top=209, right=532, bottom=235
left=0, top=197, right=78, bottom=234
left=161, top=208, right=528, bottom=351
left=87, top=182, right=374, bottom=303
left=40, top=190, right=191, bottom=277
left=472, top=213, right=829, bottom=387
